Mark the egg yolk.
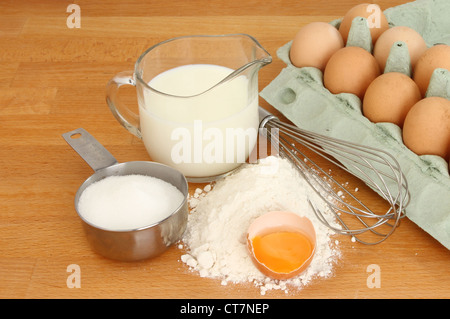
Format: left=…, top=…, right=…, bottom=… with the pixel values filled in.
left=251, top=231, right=313, bottom=274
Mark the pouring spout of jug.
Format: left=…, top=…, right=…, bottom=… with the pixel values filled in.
left=217, top=33, right=272, bottom=86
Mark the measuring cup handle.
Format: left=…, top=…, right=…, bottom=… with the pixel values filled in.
left=62, top=128, right=118, bottom=172
left=106, top=70, right=141, bottom=138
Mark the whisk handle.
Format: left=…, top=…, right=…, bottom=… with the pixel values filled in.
left=258, top=106, right=278, bottom=129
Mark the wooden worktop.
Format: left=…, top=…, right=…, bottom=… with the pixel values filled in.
left=1, top=0, right=448, bottom=300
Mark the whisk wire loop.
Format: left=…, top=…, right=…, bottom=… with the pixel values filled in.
left=259, top=108, right=409, bottom=245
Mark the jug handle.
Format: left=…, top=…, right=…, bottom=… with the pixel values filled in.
left=106, top=71, right=141, bottom=139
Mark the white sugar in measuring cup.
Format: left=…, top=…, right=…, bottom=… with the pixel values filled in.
left=62, top=128, right=189, bottom=261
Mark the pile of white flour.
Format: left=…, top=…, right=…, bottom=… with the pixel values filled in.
left=179, top=156, right=341, bottom=295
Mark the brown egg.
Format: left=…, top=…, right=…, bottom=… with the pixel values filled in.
left=373, top=26, right=428, bottom=72
left=324, top=46, right=381, bottom=99
left=363, top=72, right=422, bottom=127
left=290, top=22, right=344, bottom=71
left=413, top=44, right=450, bottom=97
left=339, top=3, right=389, bottom=45
left=402, top=97, right=450, bottom=160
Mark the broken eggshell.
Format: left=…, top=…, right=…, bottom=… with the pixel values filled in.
left=247, top=211, right=316, bottom=280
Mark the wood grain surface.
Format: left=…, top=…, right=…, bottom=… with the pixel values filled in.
left=1, top=0, right=449, bottom=299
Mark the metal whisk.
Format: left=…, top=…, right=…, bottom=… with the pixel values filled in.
left=258, top=107, right=410, bottom=245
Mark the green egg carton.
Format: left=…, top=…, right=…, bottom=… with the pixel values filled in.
left=260, top=0, right=450, bottom=249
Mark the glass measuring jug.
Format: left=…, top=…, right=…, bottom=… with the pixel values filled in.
left=106, top=34, right=271, bottom=182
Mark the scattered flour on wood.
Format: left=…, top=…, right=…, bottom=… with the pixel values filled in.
left=179, top=156, right=341, bottom=295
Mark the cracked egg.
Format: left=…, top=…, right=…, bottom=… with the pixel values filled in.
left=247, top=211, right=316, bottom=280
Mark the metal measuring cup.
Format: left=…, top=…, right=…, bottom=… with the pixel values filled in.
left=62, top=128, right=189, bottom=261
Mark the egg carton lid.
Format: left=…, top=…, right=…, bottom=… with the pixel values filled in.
left=260, top=0, right=450, bottom=249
